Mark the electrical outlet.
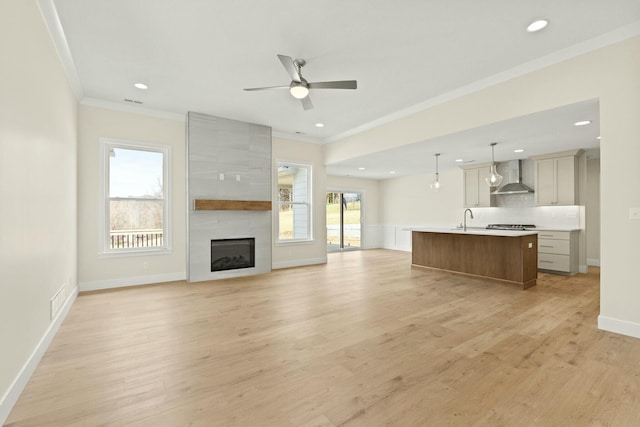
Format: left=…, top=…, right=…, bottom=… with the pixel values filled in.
left=236, top=175, right=241, bottom=181
left=219, top=173, right=225, bottom=181
left=630, top=207, right=640, bottom=220
left=143, top=262, right=149, bottom=269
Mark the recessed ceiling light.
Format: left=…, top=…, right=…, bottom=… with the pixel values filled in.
left=358, top=167, right=365, bottom=170
left=514, top=149, right=525, bottom=153
left=527, top=19, right=549, bottom=33
left=455, top=159, right=464, bottom=162
left=315, top=123, right=324, bottom=128
left=574, top=120, right=592, bottom=126
left=597, top=136, right=601, bottom=140
left=389, top=171, right=396, bottom=174
left=134, top=82, right=148, bottom=90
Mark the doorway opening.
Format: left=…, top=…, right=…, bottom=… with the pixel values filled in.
left=326, top=192, right=362, bottom=252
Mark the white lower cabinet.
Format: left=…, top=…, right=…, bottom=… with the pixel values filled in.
left=537, top=230, right=578, bottom=274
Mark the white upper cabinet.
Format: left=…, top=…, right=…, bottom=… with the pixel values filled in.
left=533, top=152, right=580, bottom=206
left=463, top=166, right=492, bottom=208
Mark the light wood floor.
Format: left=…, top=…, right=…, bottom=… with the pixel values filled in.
left=6, top=250, right=640, bottom=426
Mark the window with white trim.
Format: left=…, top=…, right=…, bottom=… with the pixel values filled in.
left=99, top=139, right=171, bottom=254
left=277, top=162, right=312, bottom=242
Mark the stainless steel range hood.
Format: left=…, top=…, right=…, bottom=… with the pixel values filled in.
left=492, top=160, right=534, bottom=195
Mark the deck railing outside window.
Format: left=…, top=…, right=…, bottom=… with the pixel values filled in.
left=109, top=230, right=163, bottom=249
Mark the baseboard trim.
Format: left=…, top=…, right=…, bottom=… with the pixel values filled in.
left=598, top=315, right=640, bottom=339
left=272, top=257, right=327, bottom=270
left=79, top=272, right=186, bottom=292
left=383, top=244, right=411, bottom=252
left=587, top=258, right=601, bottom=267
left=0, top=286, right=78, bottom=425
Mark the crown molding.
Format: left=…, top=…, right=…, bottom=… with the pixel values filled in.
left=271, top=130, right=323, bottom=144
left=80, top=97, right=186, bottom=122
left=36, top=0, right=84, bottom=100
left=325, top=20, right=640, bottom=143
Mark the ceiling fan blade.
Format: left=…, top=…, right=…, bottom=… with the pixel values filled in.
left=308, top=80, right=357, bottom=90
left=277, top=54, right=301, bottom=82
left=301, top=96, right=313, bottom=110
left=243, top=85, right=290, bottom=91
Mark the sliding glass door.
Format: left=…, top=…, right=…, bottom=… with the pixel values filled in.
left=326, top=192, right=361, bottom=252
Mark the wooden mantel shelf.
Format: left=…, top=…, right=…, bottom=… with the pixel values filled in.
left=194, top=199, right=272, bottom=211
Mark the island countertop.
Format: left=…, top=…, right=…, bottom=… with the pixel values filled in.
left=410, top=227, right=538, bottom=237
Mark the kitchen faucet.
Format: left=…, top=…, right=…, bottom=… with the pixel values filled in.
left=463, top=208, right=474, bottom=231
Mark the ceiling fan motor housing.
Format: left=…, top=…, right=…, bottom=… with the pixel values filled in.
left=293, top=58, right=306, bottom=70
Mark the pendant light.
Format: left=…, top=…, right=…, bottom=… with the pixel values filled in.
left=430, top=153, right=441, bottom=191
left=485, top=142, right=503, bottom=187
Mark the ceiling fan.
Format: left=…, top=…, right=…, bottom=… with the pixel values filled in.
left=243, top=54, right=357, bottom=110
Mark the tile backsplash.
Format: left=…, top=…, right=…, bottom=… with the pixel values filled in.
left=467, top=159, right=582, bottom=229
left=493, top=192, right=535, bottom=208
left=467, top=205, right=582, bottom=229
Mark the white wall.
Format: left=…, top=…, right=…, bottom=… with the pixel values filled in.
left=272, top=137, right=327, bottom=268
left=326, top=175, right=381, bottom=249
left=77, top=105, right=186, bottom=290
left=379, top=168, right=464, bottom=250
left=77, top=111, right=327, bottom=286
left=326, top=37, right=640, bottom=339
left=0, top=0, right=78, bottom=421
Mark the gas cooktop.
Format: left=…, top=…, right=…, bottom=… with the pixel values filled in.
left=486, top=224, right=536, bottom=231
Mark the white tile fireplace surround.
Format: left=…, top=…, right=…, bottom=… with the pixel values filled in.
left=186, top=112, right=272, bottom=282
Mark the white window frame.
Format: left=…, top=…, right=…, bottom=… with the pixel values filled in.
left=276, top=161, right=313, bottom=244
left=98, top=138, right=172, bottom=255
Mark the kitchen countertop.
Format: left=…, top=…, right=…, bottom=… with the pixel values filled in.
left=411, top=227, right=538, bottom=237
left=534, top=227, right=581, bottom=232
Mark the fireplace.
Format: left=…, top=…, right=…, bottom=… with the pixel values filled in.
left=210, top=238, right=255, bottom=272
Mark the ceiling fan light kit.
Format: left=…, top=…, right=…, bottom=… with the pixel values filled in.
left=244, top=54, right=357, bottom=110
left=290, top=81, right=309, bottom=99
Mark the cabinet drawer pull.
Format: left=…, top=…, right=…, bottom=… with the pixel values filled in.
left=540, top=260, right=553, bottom=263
left=540, top=245, right=554, bottom=248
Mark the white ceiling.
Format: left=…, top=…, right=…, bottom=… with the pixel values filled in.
left=326, top=99, right=601, bottom=179
left=49, top=0, right=640, bottom=178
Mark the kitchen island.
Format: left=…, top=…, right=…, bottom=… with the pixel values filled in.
left=411, top=228, right=538, bottom=289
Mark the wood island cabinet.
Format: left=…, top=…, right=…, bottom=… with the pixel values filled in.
left=412, top=230, right=538, bottom=289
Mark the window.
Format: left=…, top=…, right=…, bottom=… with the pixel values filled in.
left=99, top=139, right=171, bottom=254
left=277, top=162, right=312, bottom=242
